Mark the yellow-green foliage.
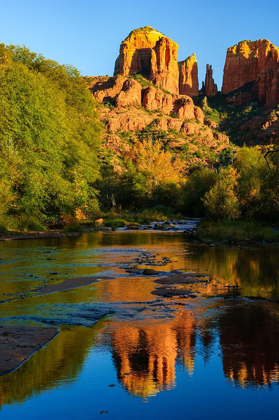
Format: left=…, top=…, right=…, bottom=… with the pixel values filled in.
left=0, top=44, right=102, bottom=228
left=203, top=167, right=240, bottom=220
left=198, top=220, right=279, bottom=242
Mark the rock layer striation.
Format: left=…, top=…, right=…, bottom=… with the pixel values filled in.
left=114, top=26, right=179, bottom=94
left=222, top=39, right=279, bottom=106
left=178, top=54, right=199, bottom=97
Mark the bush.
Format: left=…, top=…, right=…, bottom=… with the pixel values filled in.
left=203, top=167, right=240, bottom=220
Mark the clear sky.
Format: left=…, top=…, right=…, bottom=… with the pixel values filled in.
left=1, top=0, right=278, bottom=90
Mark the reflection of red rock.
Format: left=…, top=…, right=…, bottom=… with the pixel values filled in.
left=202, top=64, right=217, bottom=96
left=114, top=26, right=179, bottom=94
left=178, top=54, right=199, bottom=97
left=109, top=312, right=196, bottom=398
left=222, top=39, right=279, bottom=106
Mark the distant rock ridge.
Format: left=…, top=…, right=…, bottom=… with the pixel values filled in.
left=112, top=27, right=279, bottom=107
left=222, top=39, right=279, bottom=106
left=84, top=25, right=279, bottom=114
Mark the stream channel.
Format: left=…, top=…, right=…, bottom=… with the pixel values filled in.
left=0, top=228, right=278, bottom=419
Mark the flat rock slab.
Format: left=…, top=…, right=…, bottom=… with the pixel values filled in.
left=0, top=326, right=59, bottom=375
left=36, top=276, right=113, bottom=295
left=126, top=268, right=143, bottom=274
left=142, top=269, right=159, bottom=275
left=154, top=275, right=200, bottom=285
left=180, top=272, right=210, bottom=278
left=151, top=287, right=193, bottom=297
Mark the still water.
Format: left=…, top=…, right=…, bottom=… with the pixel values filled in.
left=0, top=231, right=279, bottom=419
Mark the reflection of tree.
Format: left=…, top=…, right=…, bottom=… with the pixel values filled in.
left=0, top=323, right=104, bottom=408
left=109, top=311, right=197, bottom=398
left=188, top=246, right=279, bottom=299
left=218, top=304, right=279, bottom=387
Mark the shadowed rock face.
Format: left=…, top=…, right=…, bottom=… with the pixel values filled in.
left=178, top=54, right=199, bottom=97
left=222, top=39, right=279, bottom=106
left=114, top=26, right=179, bottom=94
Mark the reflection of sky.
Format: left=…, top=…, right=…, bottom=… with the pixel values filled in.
left=0, top=232, right=279, bottom=418
left=1, top=336, right=279, bottom=420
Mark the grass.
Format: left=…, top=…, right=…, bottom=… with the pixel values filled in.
left=197, top=220, right=279, bottom=242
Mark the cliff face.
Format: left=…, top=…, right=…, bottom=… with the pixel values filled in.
left=86, top=75, right=203, bottom=121
left=222, top=39, right=279, bottom=106
left=114, top=26, right=179, bottom=94
left=85, top=75, right=229, bottom=166
left=178, top=54, right=199, bottom=97
left=113, top=28, right=279, bottom=107
left=202, top=64, right=217, bottom=96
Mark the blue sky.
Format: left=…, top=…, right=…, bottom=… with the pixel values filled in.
left=1, top=0, right=278, bottom=89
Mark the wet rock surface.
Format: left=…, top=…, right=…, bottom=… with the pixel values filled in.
left=116, top=219, right=201, bottom=233
left=0, top=228, right=278, bottom=378
left=0, top=326, right=59, bottom=375
left=151, top=287, right=194, bottom=297
left=36, top=276, right=113, bottom=295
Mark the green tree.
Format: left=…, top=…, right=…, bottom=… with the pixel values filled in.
left=203, top=167, right=240, bottom=220
left=0, top=44, right=102, bottom=228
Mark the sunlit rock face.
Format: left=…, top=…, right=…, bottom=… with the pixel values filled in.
left=222, top=39, right=279, bottom=106
left=114, top=26, right=179, bottom=94
left=202, top=64, right=217, bottom=96
left=178, top=53, right=199, bottom=97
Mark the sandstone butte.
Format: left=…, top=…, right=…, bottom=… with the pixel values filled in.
left=202, top=64, right=217, bottom=96
left=178, top=53, right=199, bottom=97
left=222, top=39, right=279, bottom=106
left=114, top=26, right=179, bottom=94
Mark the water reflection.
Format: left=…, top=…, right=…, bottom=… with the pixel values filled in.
left=218, top=303, right=279, bottom=387
left=108, top=311, right=196, bottom=398
left=0, top=323, right=104, bottom=408
left=105, top=301, right=279, bottom=397
left=0, top=232, right=279, bottom=413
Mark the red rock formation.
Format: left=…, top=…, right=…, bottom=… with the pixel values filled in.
left=88, top=75, right=204, bottom=125
left=86, top=75, right=126, bottom=104
left=194, top=106, right=204, bottom=123
left=151, top=36, right=179, bottom=94
left=86, top=76, right=141, bottom=107
left=114, top=26, right=179, bottom=94
left=222, top=39, right=279, bottom=106
left=142, top=86, right=173, bottom=114
left=202, top=64, right=217, bottom=96
left=173, top=96, right=196, bottom=120
left=115, top=79, right=142, bottom=108
left=178, top=54, right=199, bottom=97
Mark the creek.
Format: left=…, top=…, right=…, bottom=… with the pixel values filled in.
left=0, top=231, right=278, bottom=419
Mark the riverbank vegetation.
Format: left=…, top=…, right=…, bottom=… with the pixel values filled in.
left=197, top=220, right=279, bottom=242
left=0, top=44, right=101, bottom=231
left=0, top=43, right=278, bottom=236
